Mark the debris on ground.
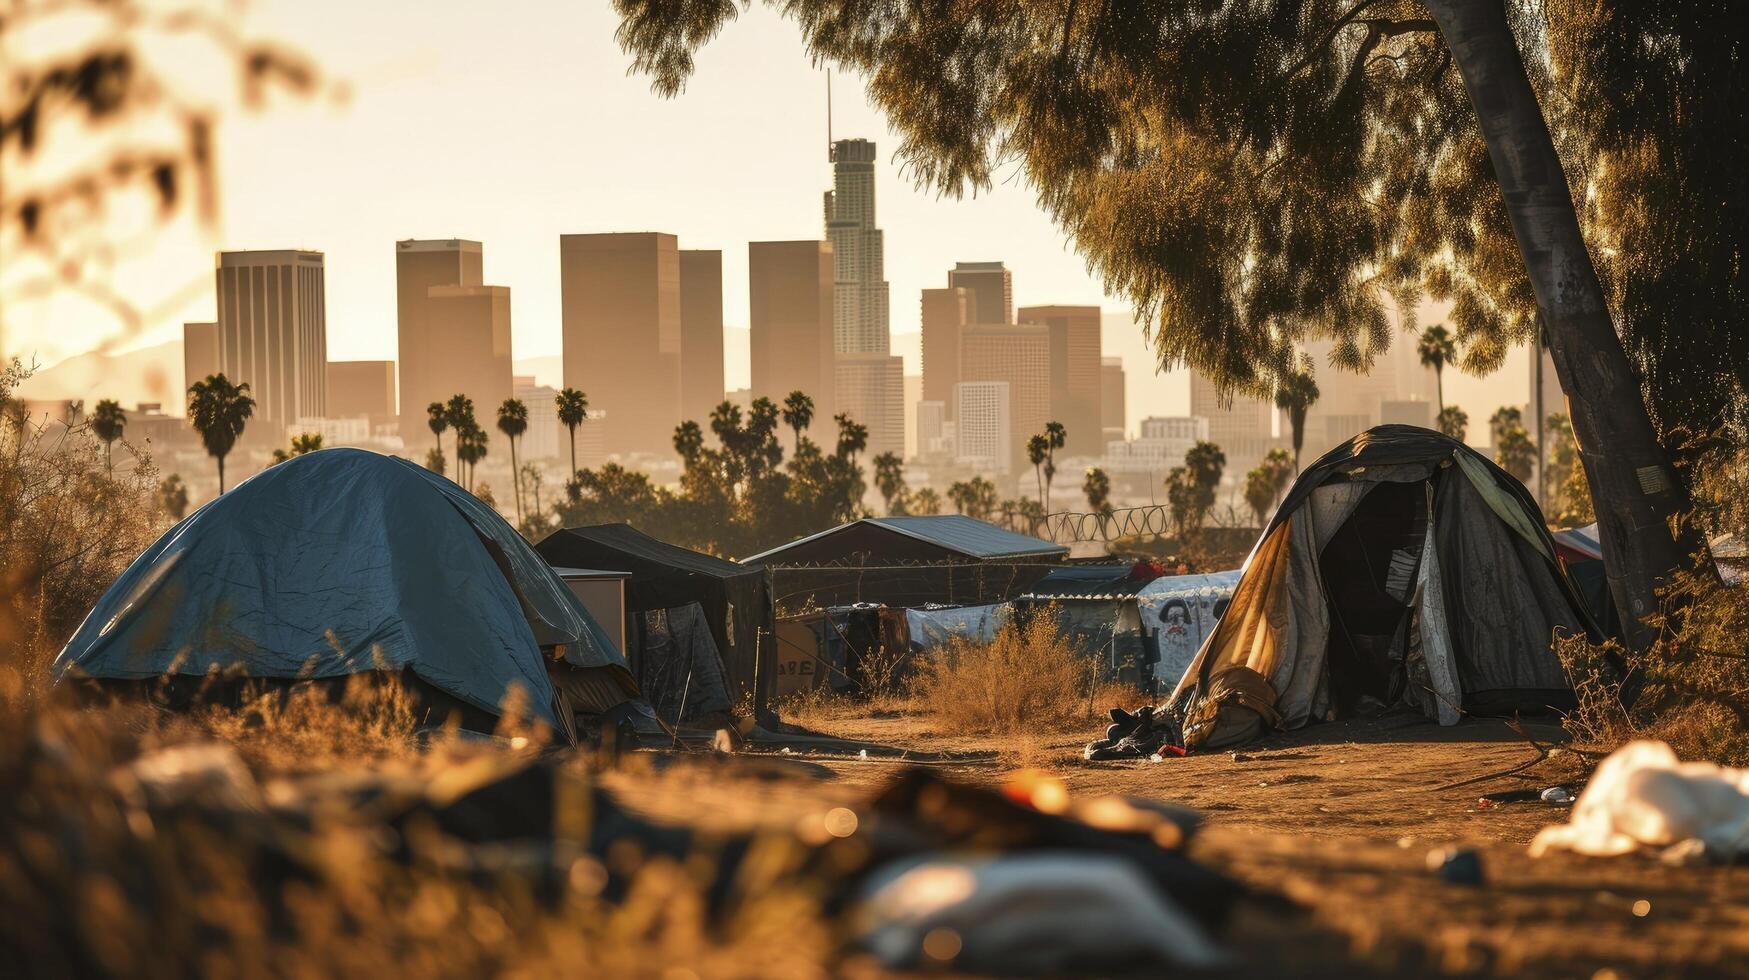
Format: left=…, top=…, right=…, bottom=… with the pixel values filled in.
left=1530, top=740, right=1749, bottom=862
left=1083, top=705, right=1182, bottom=761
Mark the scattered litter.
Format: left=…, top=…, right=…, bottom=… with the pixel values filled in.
left=1529, top=741, right=1749, bottom=861
left=852, top=853, right=1226, bottom=974
left=1479, top=785, right=1579, bottom=808
left=859, top=749, right=869, bottom=759
left=1540, top=786, right=1576, bottom=806
left=1426, top=846, right=1484, bottom=885
left=1230, top=752, right=1253, bottom=762
left=1085, top=705, right=1180, bottom=761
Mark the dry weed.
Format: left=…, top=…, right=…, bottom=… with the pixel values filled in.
left=910, top=613, right=1109, bottom=736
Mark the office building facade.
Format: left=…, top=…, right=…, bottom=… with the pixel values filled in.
left=215, top=249, right=327, bottom=424
left=679, top=249, right=725, bottom=427
left=1019, top=304, right=1103, bottom=457
left=395, top=239, right=483, bottom=433
left=823, top=138, right=891, bottom=356
left=959, top=323, right=1049, bottom=471
left=422, top=285, right=514, bottom=426
left=920, top=286, right=969, bottom=418
left=749, top=240, right=836, bottom=418
left=954, top=381, right=1012, bottom=473
left=948, top=261, right=1013, bottom=326
left=559, top=232, right=682, bottom=457
left=835, top=352, right=905, bottom=459
left=1101, top=356, right=1126, bottom=442
left=183, top=321, right=218, bottom=399
left=326, top=360, right=397, bottom=427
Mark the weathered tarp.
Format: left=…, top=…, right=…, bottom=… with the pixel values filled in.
left=905, top=603, right=1012, bottom=651
left=633, top=602, right=733, bottom=724
left=55, top=449, right=628, bottom=726
left=1136, top=571, right=1241, bottom=686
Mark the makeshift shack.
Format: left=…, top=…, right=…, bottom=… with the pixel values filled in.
left=1170, top=425, right=1602, bottom=750
left=536, top=523, right=773, bottom=721
left=774, top=605, right=910, bottom=698
left=1013, top=566, right=1154, bottom=690
left=54, top=449, right=630, bottom=740
left=1137, top=570, right=1242, bottom=689
left=745, top=515, right=1067, bottom=611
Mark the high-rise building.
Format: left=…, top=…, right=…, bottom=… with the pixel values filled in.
left=823, top=138, right=890, bottom=356
left=920, top=286, right=969, bottom=418
left=1019, top=304, right=1103, bottom=457
left=1100, top=356, right=1126, bottom=442
left=396, top=239, right=483, bottom=433
left=514, top=375, right=560, bottom=461
left=215, top=249, right=327, bottom=425
left=749, top=240, right=835, bottom=417
left=326, top=360, right=397, bottom=426
left=559, top=232, right=682, bottom=457
left=948, top=261, right=1013, bottom=326
left=955, top=381, right=1012, bottom=473
left=423, top=285, right=513, bottom=425
left=183, top=321, right=218, bottom=399
left=835, top=353, right=905, bottom=458
left=1103, top=416, right=1209, bottom=475
left=916, top=399, right=950, bottom=458
left=679, top=249, right=725, bottom=426
left=1380, top=398, right=1434, bottom=430
left=1189, top=369, right=1277, bottom=488
left=960, top=324, right=1049, bottom=471
left=1298, top=336, right=1437, bottom=460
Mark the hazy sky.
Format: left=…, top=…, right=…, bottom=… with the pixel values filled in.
left=6, top=0, right=1528, bottom=433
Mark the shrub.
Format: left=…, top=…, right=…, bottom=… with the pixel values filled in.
left=910, top=613, right=1107, bottom=735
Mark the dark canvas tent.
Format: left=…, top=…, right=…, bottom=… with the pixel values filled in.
left=54, top=449, right=629, bottom=734
left=744, top=515, right=1068, bottom=610
left=535, top=523, right=773, bottom=711
left=1169, top=426, right=1601, bottom=750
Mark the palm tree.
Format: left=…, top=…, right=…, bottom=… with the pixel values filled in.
left=1082, top=466, right=1112, bottom=539
left=1436, top=406, right=1470, bottom=441
left=270, top=432, right=324, bottom=465
left=1042, top=420, right=1066, bottom=511
left=1495, top=425, right=1538, bottom=484
left=456, top=421, right=488, bottom=492
left=833, top=412, right=867, bottom=462
left=1026, top=434, right=1049, bottom=504
left=444, top=394, right=474, bottom=480
left=910, top=486, right=942, bottom=516
left=187, top=374, right=254, bottom=494
left=1417, top=324, right=1458, bottom=412
left=91, top=399, right=125, bottom=475
left=672, top=419, right=705, bottom=467
left=497, top=398, right=529, bottom=525
left=1244, top=465, right=1275, bottom=528
left=1273, top=355, right=1320, bottom=473
left=426, top=401, right=448, bottom=458
left=1488, top=405, right=1524, bottom=447
left=781, top=390, right=815, bottom=454
left=872, top=451, right=905, bottom=514
left=555, top=387, right=588, bottom=481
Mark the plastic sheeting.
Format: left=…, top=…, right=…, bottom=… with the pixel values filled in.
left=1136, top=570, right=1240, bottom=687
left=54, top=449, right=630, bottom=726
left=1530, top=741, right=1749, bottom=861
left=634, top=602, right=734, bottom=723
left=905, top=603, right=1012, bottom=651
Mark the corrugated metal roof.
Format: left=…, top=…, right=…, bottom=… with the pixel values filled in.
left=743, top=515, right=1068, bottom=563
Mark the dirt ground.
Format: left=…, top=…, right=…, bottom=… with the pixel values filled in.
left=607, top=708, right=1749, bottom=978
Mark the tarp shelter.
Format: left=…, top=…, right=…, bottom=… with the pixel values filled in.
left=535, top=523, right=773, bottom=710
left=54, top=449, right=629, bottom=734
left=744, top=515, right=1068, bottom=610
left=904, top=603, right=1012, bottom=653
left=1136, top=571, right=1242, bottom=689
left=1170, top=426, right=1601, bottom=749
left=774, top=605, right=910, bottom=697
left=1014, top=566, right=1154, bottom=689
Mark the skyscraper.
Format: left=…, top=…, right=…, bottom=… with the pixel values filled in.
left=955, top=381, right=1013, bottom=473
left=396, top=239, right=482, bottom=433
left=679, top=249, right=725, bottom=426
left=749, top=240, right=836, bottom=419
left=326, top=360, right=397, bottom=427
left=948, top=261, right=1013, bottom=326
left=559, top=232, right=682, bottom=457
left=920, top=286, right=968, bottom=418
left=1188, top=370, right=1277, bottom=488
left=183, top=321, right=218, bottom=397
left=1019, top=304, right=1104, bottom=457
left=823, top=138, right=890, bottom=356
left=424, top=285, right=513, bottom=424
left=1101, top=356, right=1126, bottom=443
left=835, top=353, right=905, bottom=458
left=215, top=249, right=327, bottom=424
left=960, top=324, right=1049, bottom=471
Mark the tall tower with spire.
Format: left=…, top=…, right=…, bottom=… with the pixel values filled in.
left=823, top=138, right=890, bottom=355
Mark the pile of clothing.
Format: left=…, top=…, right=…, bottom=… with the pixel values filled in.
left=1084, top=705, right=1184, bottom=761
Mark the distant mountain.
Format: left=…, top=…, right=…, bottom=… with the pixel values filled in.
left=17, top=340, right=185, bottom=412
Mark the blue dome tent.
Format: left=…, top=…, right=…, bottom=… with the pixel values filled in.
left=54, top=449, right=628, bottom=735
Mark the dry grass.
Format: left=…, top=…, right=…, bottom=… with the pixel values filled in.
left=909, top=614, right=1120, bottom=736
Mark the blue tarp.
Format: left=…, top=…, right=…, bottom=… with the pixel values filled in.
left=54, top=449, right=627, bottom=726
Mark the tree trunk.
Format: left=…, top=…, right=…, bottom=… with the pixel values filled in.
left=217, top=454, right=226, bottom=495
left=568, top=426, right=577, bottom=482
left=510, top=438, right=522, bottom=526
left=1435, top=367, right=1444, bottom=414
left=1425, top=0, right=1706, bottom=648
